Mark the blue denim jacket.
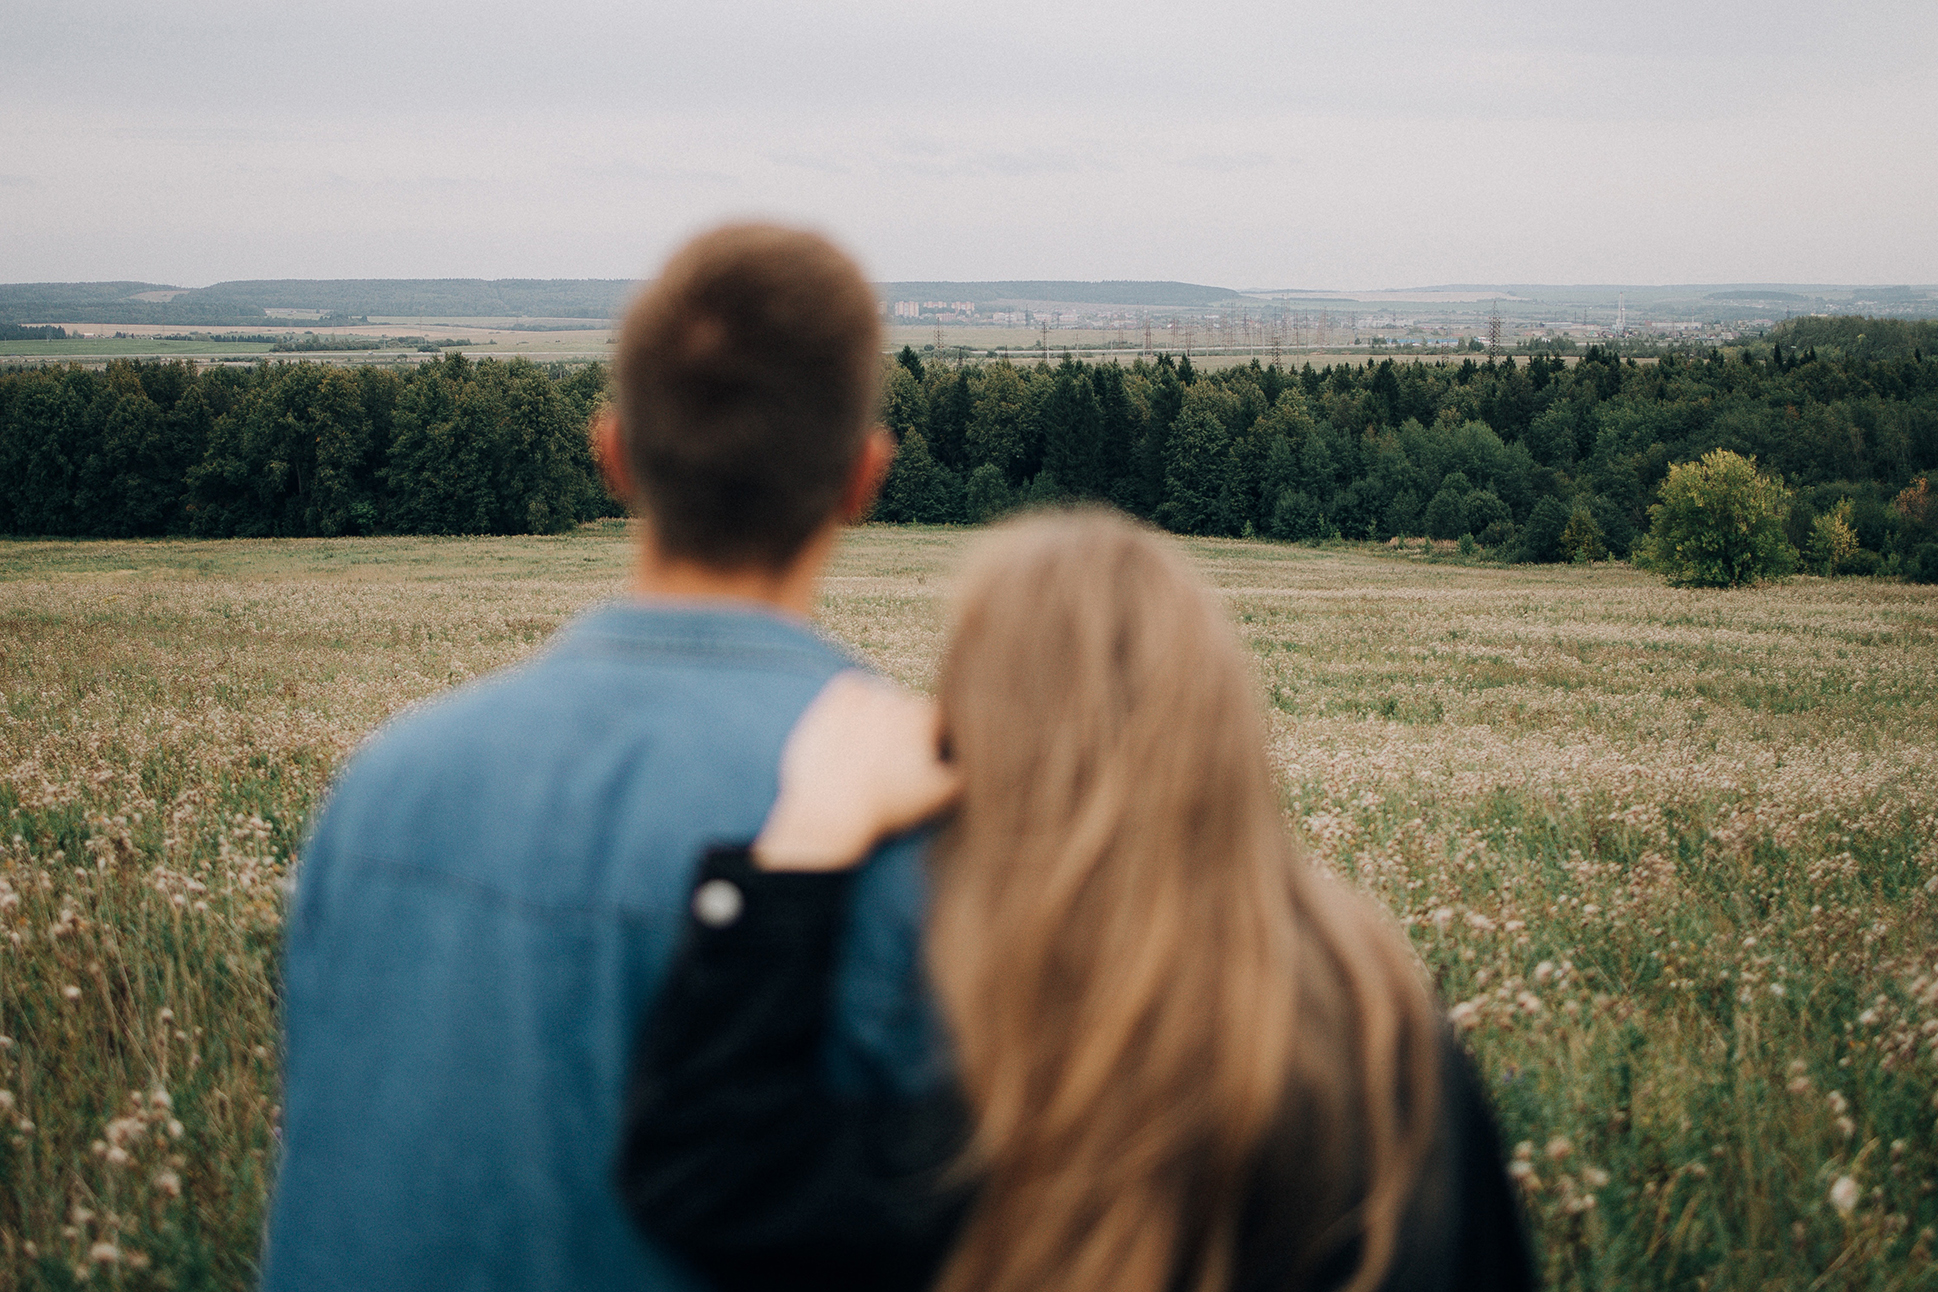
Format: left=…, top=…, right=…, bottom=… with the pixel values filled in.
left=265, top=602, right=939, bottom=1291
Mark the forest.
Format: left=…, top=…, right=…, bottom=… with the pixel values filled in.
left=1, top=329, right=1935, bottom=573
left=0, top=354, right=614, bottom=539
left=870, top=337, right=1938, bottom=572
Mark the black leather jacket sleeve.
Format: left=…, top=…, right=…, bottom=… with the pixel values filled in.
left=615, top=845, right=971, bottom=1292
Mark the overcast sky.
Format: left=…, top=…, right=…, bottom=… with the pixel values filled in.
left=4, top=0, right=1935, bottom=289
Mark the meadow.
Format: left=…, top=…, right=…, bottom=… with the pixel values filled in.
left=1, top=523, right=1935, bottom=1289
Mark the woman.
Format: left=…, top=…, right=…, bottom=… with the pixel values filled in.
left=618, top=509, right=1531, bottom=1292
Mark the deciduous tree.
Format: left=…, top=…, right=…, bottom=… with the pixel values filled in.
left=1635, top=449, right=1797, bottom=587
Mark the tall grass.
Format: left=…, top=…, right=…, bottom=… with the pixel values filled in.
left=2, top=526, right=1934, bottom=1289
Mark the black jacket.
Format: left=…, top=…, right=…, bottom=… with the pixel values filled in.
left=618, top=846, right=1534, bottom=1292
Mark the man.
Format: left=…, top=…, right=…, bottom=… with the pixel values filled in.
left=265, top=224, right=938, bottom=1290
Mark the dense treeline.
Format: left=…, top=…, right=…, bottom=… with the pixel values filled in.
left=874, top=339, right=1938, bottom=569
left=1765, top=315, right=1938, bottom=362
left=0, top=354, right=616, bottom=537
left=4, top=332, right=1937, bottom=567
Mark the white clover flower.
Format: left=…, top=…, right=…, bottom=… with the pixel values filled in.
left=1830, top=1175, right=1860, bottom=1216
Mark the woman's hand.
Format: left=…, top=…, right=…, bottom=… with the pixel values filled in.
left=753, top=671, right=961, bottom=872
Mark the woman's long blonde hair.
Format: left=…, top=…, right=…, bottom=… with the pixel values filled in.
left=927, top=509, right=1440, bottom=1292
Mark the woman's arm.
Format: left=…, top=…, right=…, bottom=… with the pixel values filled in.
left=617, top=673, right=969, bottom=1292
left=617, top=846, right=972, bottom=1292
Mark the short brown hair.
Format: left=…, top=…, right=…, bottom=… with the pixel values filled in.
left=613, top=223, right=883, bottom=568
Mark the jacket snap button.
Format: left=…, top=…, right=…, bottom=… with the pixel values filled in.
left=692, top=879, right=744, bottom=928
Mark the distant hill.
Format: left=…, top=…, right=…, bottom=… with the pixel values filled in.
left=2, top=277, right=1255, bottom=325
left=0, top=282, right=264, bottom=327
left=0, top=279, right=640, bottom=326
left=197, top=279, right=639, bottom=319
left=876, top=281, right=1244, bottom=307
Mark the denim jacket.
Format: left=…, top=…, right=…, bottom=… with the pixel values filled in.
left=264, top=602, right=939, bottom=1291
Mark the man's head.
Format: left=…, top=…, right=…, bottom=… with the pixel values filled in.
left=610, top=223, right=885, bottom=571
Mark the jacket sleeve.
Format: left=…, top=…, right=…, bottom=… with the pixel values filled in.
left=615, top=845, right=973, bottom=1292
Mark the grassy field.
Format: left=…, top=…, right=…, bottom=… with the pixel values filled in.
left=1, top=524, right=1935, bottom=1289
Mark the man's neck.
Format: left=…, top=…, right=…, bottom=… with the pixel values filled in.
left=628, top=525, right=835, bottom=620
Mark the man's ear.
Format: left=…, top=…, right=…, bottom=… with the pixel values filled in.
left=839, top=427, right=895, bottom=524
left=592, top=407, right=633, bottom=505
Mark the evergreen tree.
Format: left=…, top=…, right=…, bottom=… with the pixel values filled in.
left=1040, top=362, right=1104, bottom=498
left=1157, top=403, right=1235, bottom=534
left=1517, top=496, right=1572, bottom=562
left=1137, top=364, right=1185, bottom=515
left=929, top=369, right=974, bottom=473
left=874, top=430, right=961, bottom=524
left=964, top=463, right=1014, bottom=524
left=882, top=366, right=928, bottom=442
left=1423, top=481, right=1469, bottom=540
left=965, top=362, right=1032, bottom=486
